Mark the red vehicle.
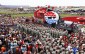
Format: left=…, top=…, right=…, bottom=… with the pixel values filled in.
left=34, top=6, right=59, bottom=24
left=34, top=6, right=85, bottom=25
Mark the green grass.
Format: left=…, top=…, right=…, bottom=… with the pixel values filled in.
left=0, top=9, right=85, bottom=18
left=0, top=11, right=33, bottom=18
left=11, top=13, right=33, bottom=17
left=60, top=14, right=83, bottom=18
left=0, top=9, right=34, bottom=18
left=0, top=10, right=17, bottom=14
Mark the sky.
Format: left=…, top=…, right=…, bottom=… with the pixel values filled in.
left=0, top=0, right=85, bottom=7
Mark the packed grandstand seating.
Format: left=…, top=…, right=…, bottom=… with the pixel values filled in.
left=0, top=16, right=85, bottom=54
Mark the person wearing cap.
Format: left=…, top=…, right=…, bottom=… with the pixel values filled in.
left=72, top=46, right=78, bottom=54
left=1, top=46, right=6, bottom=52
left=21, top=45, right=27, bottom=53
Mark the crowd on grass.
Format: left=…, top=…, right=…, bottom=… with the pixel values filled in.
left=0, top=16, right=85, bottom=54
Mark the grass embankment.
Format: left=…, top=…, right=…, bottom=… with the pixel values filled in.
left=0, top=10, right=84, bottom=18
left=0, top=10, right=33, bottom=18
left=11, top=13, right=33, bottom=17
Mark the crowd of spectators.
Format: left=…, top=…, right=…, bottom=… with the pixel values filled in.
left=17, top=21, right=85, bottom=54
left=0, top=16, right=85, bottom=54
